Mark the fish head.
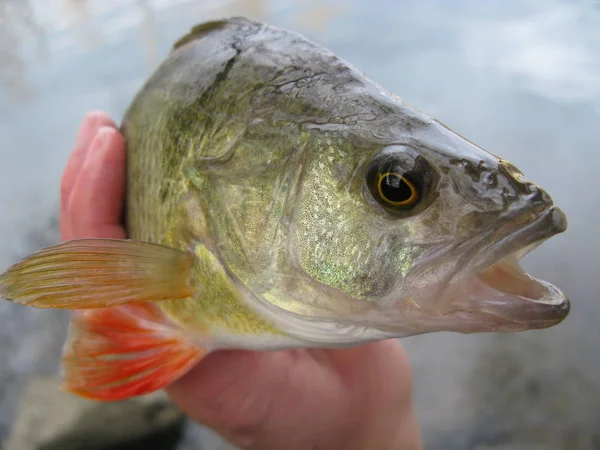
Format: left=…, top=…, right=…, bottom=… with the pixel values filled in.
left=168, top=20, right=570, bottom=342
left=280, top=100, right=569, bottom=339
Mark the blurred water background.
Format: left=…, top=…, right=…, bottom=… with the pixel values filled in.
left=0, top=0, right=599, bottom=449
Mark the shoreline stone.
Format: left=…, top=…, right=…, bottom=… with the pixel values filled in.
left=6, top=376, right=186, bottom=450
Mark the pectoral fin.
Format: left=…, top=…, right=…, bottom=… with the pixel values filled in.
left=0, top=239, right=194, bottom=309
left=62, top=303, right=205, bottom=400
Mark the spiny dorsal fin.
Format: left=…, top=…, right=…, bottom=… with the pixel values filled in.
left=172, top=17, right=262, bottom=51
left=173, top=19, right=231, bottom=50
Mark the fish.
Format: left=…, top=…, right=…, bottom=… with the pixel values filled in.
left=0, top=17, right=569, bottom=401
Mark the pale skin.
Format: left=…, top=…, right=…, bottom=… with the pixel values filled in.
left=60, top=111, right=422, bottom=450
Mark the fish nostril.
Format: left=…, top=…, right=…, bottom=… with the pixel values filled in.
left=498, top=160, right=552, bottom=206
left=539, top=187, right=552, bottom=204
left=527, top=183, right=552, bottom=206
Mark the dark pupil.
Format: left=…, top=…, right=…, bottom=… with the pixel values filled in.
left=381, top=174, right=412, bottom=203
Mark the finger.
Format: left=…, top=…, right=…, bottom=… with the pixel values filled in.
left=60, top=112, right=117, bottom=240
left=68, top=126, right=127, bottom=239
left=166, top=349, right=338, bottom=447
left=166, top=351, right=287, bottom=442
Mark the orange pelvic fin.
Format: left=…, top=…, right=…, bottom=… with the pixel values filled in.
left=62, top=303, right=206, bottom=401
left=0, top=239, right=194, bottom=308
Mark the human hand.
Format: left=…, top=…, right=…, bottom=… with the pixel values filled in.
left=60, top=111, right=422, bottom=450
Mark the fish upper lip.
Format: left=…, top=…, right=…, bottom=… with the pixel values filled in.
left=470, top=205, right=567, bottom=276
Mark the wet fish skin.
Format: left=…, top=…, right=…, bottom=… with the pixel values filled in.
left=0, top=18, right=569, bottom=400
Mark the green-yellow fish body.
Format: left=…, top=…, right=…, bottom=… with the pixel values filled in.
left=0, top=18, right=569, bottom=400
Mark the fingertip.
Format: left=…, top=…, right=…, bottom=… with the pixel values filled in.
left=82, top=110, right=116, bottom=127
left=69, top=126, right=127, bottom=239
left=91, top=126, right=126, bottom=163
left=61, top=111, right=119, bottom=240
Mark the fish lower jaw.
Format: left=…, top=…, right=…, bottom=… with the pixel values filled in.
left=457, top=254, right=570, bottom=330
left=394, top=253, right=570, bottom=335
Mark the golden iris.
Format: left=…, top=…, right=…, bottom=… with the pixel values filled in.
left=377, top=172, right=419, bottom=207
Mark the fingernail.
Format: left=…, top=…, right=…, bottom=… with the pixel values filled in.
left=80, top=127, right=115, bottom=175
left=89, top=127, right=114, bottom=157
left=94, top=126, right=113, bottom=146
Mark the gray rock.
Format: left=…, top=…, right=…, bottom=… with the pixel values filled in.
left=177, top=422, right=239, bottom=450
left=6, top=376, right=186, bottom=450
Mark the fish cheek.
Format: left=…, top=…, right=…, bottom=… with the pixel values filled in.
left=293, top=149, right=390, bottom=301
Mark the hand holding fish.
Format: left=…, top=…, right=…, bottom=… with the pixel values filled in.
left=60, top=111, right=422, bottom=450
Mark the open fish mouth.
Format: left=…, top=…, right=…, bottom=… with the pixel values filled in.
left=459, top=206, right=570, bottom=329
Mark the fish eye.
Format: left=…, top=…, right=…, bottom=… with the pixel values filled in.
left=377, top=172, right=420, bottom=207
left=366, top=145, right=436, bottom=215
